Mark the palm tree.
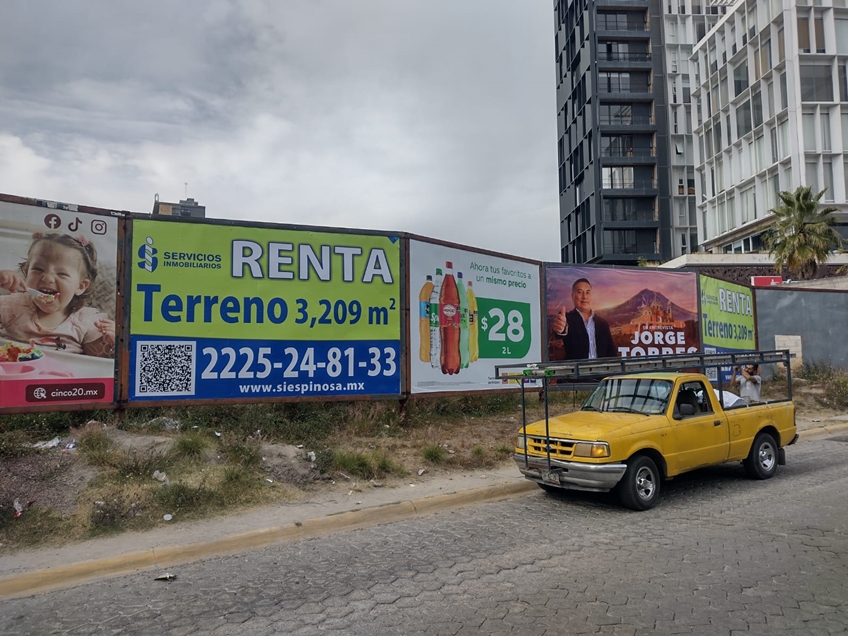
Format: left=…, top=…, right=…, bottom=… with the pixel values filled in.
left=763, top=186, right=843, bottom=280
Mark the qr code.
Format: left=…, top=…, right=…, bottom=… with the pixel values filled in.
left=135, top=341, right=196, bottom=396
left=703, top=347, right=718, bottom=382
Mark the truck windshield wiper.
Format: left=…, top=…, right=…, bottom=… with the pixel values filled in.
left=606, top=406, right=646, bottom=415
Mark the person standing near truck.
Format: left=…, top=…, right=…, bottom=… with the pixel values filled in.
left=731, top=363, right=761, bottom=403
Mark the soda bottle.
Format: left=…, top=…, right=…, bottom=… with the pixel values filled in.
left=467, top=280, right=479, bottom=362
left=429, top=268, right=443, bottom=369
left=439, top=261, right=461, bottom=375
left=457, top=272, right=470, bottom=369
left=418, top=275, right=434, bottom=363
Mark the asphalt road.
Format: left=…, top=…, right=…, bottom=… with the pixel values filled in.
left=2, top=436, right=848, bottom=636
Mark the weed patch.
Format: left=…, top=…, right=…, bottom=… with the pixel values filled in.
left=421, top=444, right=448, bottom=464
left=172, top=431, right=210, bottom=462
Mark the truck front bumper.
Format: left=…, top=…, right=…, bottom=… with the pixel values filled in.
left=514, top=454, right=628, bottom=492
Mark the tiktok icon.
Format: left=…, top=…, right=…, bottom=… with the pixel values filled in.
left=137, top=236, right=158, bottom=272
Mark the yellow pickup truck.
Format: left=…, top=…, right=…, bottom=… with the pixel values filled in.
left=514, top=371, right=798, bottom=510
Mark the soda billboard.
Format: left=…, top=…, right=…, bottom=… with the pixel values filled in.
left=699, top=274, right=756, bottom=383
left=128, top=219, right=401, bottom=401
left=0, top=200, right=118, bottom=408
left=408, top=239, right=542, bottom=393
left=545, top=266, right=700, bottom=361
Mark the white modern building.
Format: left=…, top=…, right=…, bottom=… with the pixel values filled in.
left=691, top=0, right=848, bottom=254
left=661, top=1, right=724, bottom=257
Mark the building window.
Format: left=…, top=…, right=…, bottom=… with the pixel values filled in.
left=803, top=113, right=816, bottom=151
left=770, top=127, right=779, bottom=164
left=806, top=160, right=819, bottom=190
left=761, top=39, right=772, bottom=73
left=736, top=100, right=753, bottom=138
left=800, top=66, right=833, bottom=102
left=840, top=64, right=848, bottom=102
left=823, top=158, right=834, bottom=199
left=602, top=166, right=635, bottom=188
left=734, top=61, right=748, bottom=96
left=798, top=17, right=811, bottom=53
left=752, top=90, right=763, bottom=128
left=603, top=229, right=658, bottom=254
left=838, top=20, right=848, bottom=55
left=822, top=114, right=832, bottom=151
left=814, top=17, right=826, bottom=54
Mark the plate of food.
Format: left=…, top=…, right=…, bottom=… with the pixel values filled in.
left=0, top=340, right=75, bottom=378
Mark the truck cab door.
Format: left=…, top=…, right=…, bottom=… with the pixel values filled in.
left=667, top=380, right=729, bottom=474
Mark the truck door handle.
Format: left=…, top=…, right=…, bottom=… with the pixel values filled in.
left=714, top=420, right=722, bottom=426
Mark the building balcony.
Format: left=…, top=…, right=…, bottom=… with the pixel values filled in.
left=596, top=0, right=652, bottom=7
left=602, top=179, right=658, bottom=193
left=597, top=23, right=649, bottom=33
left=597, top=52, right=652, bottom=72
left=598, top=51, right=651, bottom=62
left=601, top=146, right=656, bottom=158
left=598, top=85, right=653, bottom=99
left=599, top=114, right=654, bottom=126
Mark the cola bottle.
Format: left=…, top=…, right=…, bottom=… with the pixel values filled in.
left=439, top=261, right=461, bottom=375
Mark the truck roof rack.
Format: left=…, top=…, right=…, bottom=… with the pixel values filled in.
left=495, top=350, right=792, bottom=382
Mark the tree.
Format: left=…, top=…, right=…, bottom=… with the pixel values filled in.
left=763, top=186, right=843, bottom=280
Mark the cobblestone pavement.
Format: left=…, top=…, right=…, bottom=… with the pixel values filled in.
left=3, top=437, right=848, bottom=636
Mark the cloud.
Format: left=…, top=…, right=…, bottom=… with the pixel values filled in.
left=0, top=1, right=559, bottom=261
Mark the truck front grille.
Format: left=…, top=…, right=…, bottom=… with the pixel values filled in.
left=525, top=436, right=575, bottom=460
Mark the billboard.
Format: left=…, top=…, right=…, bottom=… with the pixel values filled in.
left=699, top=275, right=756, bottom=383
left=128, top=219, right=401, bottom=401
left=0, top=201, right=118, bottom=408
left=545, top=266, right=700, bottom=361
left=408, top=240, right=542, bottom=393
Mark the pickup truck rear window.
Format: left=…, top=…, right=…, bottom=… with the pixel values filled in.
left=582, top=378, right=673, bottom=416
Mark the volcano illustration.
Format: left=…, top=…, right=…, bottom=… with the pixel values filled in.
left=602, top=288, right=697, bottom=324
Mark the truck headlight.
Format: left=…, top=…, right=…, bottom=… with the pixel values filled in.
left=516, top=435, right=526, bottom=450
left=573, top=442, right=610, bottom=458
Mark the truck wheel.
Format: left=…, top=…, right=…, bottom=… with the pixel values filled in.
left=744, top=432, right=778, bottom=479
left=616, top=455, right=660, bottom=511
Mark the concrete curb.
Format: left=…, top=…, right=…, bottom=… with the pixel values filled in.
left=0, top=480, right=536, bottom=599
left=2, top=423, right=848, bottom=600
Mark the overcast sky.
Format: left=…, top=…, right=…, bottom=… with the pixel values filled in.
left=0, top=1, right=560, bottom=261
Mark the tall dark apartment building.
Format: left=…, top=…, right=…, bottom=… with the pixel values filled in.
left=554, top=0, right=723, bottom=264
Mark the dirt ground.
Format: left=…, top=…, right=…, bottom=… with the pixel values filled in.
left=1, top=382, right=845, bottom=549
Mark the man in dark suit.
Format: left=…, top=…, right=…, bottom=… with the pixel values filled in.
left=552, top=278, right=618, bottom=360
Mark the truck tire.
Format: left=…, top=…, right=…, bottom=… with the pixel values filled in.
left=744, top=432, right=778, bottom=479
left=616, top=455, right=660, bottom=511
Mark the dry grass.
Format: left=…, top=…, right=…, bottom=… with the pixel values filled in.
left=0, top=386, right=677, bottom=551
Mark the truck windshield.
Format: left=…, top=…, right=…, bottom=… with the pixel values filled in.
left=582, top=378, right=673, bottom=415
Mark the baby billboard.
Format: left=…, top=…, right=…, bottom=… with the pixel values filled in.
left=409, top=239, right=542, bottom=393
left=0, top=200, right=118, bottom=408
left=546, top=266, right=699, bottom=361
left=129, top=219, right=400, bottom=401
